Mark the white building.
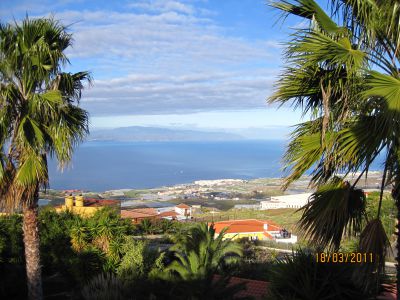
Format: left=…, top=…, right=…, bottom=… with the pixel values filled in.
left=234, top=204, right=261, bottom=210
left=174, top=203, right=192, bottom=217
left=194, top=179, right=245, bottom=186
left=260, top=193, right=313, bottom=210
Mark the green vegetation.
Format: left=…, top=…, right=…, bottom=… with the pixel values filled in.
left=0, top=208, right=249, bottom=299
left=165, top=223, right=242, bottom=280
left=123, top=190, right=147, bottom=198
left=158, top=223, right=247, bottom=300
left=365, top=192, right=396, bottom=240
left=0, top=207, right=137, bottom=299
left=169, top=197, right=260, bottom=211
left=234, top=240, right=276, bottom=281
left=267, top=250, right=369, bottom=300
left=1, top=3, right=398, bottom=298
left=135, top=218, right=185, bottom=236
left=0, top=16, right=90, bottom=299
left=1, top=205, right=389, bottom=299
left=270, top=0, right=400, bottom=293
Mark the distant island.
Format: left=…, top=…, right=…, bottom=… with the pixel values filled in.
left=89, top=126, right=244, bottom=142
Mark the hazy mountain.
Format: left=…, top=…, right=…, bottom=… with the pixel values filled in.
left=89, top=126, right=244, bottom=142
left=228, top=127, right=291, bottom=140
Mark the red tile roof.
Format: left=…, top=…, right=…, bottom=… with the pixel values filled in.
left=213, top=219, right=281, bottom=234
left=120, top=208, right=158, bottom=219
left=83, top=199, right=120, bottom=207
left=176, top=203, right=191, bottom=209
left=377, top=284, right=396, bottom=300
left=213, top=275, right=268, bottom=300
left=158, top=210, right=179, bottom=218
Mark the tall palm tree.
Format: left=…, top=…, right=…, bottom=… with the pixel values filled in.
left=269, top=0, right=400, bottom=294
left=0, top=17, right=90, bottom=299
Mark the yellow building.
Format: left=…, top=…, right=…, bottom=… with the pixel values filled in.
left=213, top=219, right=297, bottom=244
left=56, top=195, right=120, bottom=217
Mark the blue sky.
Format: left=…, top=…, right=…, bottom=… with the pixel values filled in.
left=1, top=0, right=307, bottom=138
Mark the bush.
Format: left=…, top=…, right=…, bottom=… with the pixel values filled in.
left=117, top=238, right=161, bottom=281
left=81, top=273, right=132, bottom=300
left=0, top=215, right=26, bottom=299
left=39, top=207, right=78, bottom=274
left=232, top=240, right=274, bottom=281
left=267, top=249, right=369, bottom=300
left=0, top=214, right=24, bottom=264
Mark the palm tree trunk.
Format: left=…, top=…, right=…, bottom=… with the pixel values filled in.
left=22, top=188, right=43, bottom=300
left=393, top=183, right=400, bottom=300
left=395, top=202, right=400, bottom=300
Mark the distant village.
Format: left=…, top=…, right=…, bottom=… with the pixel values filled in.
left=51, top=175, right=384, bottom=245
left=56, top=193, right=300, bottom=244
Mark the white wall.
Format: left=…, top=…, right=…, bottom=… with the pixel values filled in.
left=260, top=193, right=313, bottom=210
left=276, top=235, right=298, bottom=244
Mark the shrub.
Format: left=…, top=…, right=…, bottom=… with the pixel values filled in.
left=81, top=273, right=132, bottom=300
left=267, top=249, right=369, bottom=300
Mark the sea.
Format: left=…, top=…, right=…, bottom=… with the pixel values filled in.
left=47, top=140, right=384, bottom=192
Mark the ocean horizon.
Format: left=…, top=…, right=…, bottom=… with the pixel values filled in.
left=48, top=140, right=287, bottom=191
left=48, top=140, right=385, bottom=192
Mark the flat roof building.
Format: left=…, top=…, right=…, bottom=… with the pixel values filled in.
left=260, top=193, right=312, bottom=210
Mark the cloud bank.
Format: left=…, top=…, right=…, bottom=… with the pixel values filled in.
left=3, top=0, right=282, bottom=116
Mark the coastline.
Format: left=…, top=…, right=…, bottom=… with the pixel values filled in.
left=41, top=172, right=384, bottom=209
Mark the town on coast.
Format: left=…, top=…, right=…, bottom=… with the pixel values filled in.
left=41, top=172, right=385, bottom=241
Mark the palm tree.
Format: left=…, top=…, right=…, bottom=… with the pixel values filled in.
left=70, top=219, right=90, bottom=252
left=0, top=17, right=90, bottom=299
left=166, top=223, right=242, bottom=280
left=138, top=218, right=154, bottom=235
left=269, top=0, right=400, bottom=293
left=165, top=223, right=244, bottom=299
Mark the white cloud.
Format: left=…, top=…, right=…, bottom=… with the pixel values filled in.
left=128, top=0, right=195, bottom=15
left=90, top=108, right=301, bottom=130
left=80, top=70, right=278, bottom=115
left=3, top=0, right=283, bottom=117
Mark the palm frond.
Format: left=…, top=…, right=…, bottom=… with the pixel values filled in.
left=282, top=121, right=327, bottom=188
left=289, top=30, right=366, bottom=73
left=166, top=223, right=242, bottom=281
left=356, top=218, right=390, bottom=291
left=49, top=71, right=92, bottom=103
left=15, top=153, right=48, bottom=187
left=298, top=177, right=366, bottom=250
left=362, top=71, right=400, bottom=131
left=46, top=104, right=89, bottom=168
left=270, top=0, right=346, bottom=34
left=29, top=91, right=63, bottom=123
left=16, top=116, right=46, bottom=151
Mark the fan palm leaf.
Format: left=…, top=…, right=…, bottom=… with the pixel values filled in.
left=298, top=177, right=366, bottom=250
